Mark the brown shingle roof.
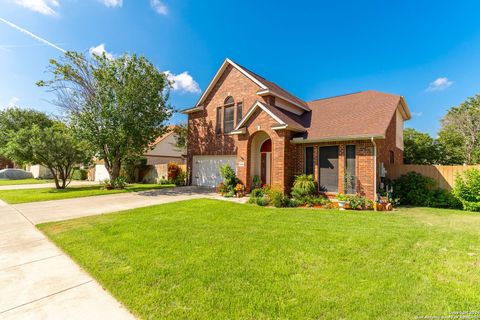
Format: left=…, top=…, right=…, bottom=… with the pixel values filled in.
left=300, top=90, right=402, bottom=140
left=237, top=63, right=310, bottom=111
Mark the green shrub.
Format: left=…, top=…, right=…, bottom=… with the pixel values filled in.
left=304, top=196, right=329, bottom=207
left=252, top=175, right=262, bottom=189
left=291, top=174, right=317, bottom=200
left=255, top=197, right=270, bottom=206
left=175, top=171, right=186, bottom=186
left=453, top=168, right=480, bottom=211
left=72, top=168, right=87, bottom=180
left=224, top=190, right=236, bottom=198
left=347, top=195, right=367, bottom=210
left=219, top=164, right=238, bottom=191
left=102, top=176, right=128, bottom=190
left=393, top=172, right=460, bottom=209
left=250, top=188, right=265, bottom=198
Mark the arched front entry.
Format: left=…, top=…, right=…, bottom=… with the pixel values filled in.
left=249, top=131, right=272, bottom=187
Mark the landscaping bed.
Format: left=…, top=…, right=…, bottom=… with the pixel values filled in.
left=39, top=199, right=480, bottom=319
left=0, top=183, right=174, bottom=204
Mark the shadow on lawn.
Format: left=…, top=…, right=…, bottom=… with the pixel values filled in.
left=138, top=186, right=215, bottom=197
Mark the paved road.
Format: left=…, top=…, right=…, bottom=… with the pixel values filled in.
left=0, top=180, right=98, bottom=191
left=0, top=186, right=245, bottom=319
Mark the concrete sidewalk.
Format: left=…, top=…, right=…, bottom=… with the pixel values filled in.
left=0, top=200, right=134, bottom=319
left=0, top=180, right=98, bottom=191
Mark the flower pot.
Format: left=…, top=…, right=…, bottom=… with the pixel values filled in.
left=338, top=200, right=346, bottom=210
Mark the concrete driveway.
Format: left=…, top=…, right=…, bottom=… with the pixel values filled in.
left=0, top=186, right=241, bottom=319
left=13, top=186, right=220, bottom=224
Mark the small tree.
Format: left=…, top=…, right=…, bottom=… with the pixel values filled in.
left=38, top=51, right=172, bottom=182
left=5, top=123, right=92, bottom=189
left=173, top=123, right=187, bottom=150
left=403, top=128, right=441, bottom=164
left=0, top=107, right=53, bottom=161
left=438, top=95, right=480, bottom=164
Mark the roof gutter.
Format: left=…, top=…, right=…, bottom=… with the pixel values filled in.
left=290, top=134, right=385, bottom=144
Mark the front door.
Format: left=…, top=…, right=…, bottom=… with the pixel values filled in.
left=260, top=152, right=271, bottom=185
left=319, top=146, right=339, bottom=192
left=260, top=139, right=272, bottom=186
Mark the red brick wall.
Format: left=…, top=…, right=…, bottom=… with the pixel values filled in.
left=295, top=140, right=376, bottom=200
left=377, top=110, right=404, bottom=166
left=187, top=64, right=275, bottom=186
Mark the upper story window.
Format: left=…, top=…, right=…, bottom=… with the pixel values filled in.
left=224, top=96, right=234, bottom=105
left=236, top=102, right=243, bottom=125
left=389, top=150, right=395, bottom=164
left=223, top=96, right=235, bottom=133
left=215, top=107, right=222, bottom=134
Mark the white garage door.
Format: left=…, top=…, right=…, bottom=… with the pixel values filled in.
left=192, top=155, right=236, bottom=187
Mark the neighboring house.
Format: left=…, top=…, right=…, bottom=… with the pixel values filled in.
left=145, top=126, right=185, bottom=165
left=183, top=58, right=411, bottom=200
left=93, top=127, right=185, bottom=181
left=26, top=164, right=53, bottom=179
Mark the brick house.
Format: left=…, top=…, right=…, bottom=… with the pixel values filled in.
left=183, top=59, right=411, bottom=200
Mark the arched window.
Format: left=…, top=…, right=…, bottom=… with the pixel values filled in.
left=223, top=96, right=235, bottom=133
left=224, top=96, right=234, bottom=105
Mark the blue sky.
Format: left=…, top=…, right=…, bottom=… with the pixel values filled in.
left=1, top=0, right=480, bottom=135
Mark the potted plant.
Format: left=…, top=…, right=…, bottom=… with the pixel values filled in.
left=234, top=183, right=244, bottom=198
left=336, top=193, right=349, bottom=210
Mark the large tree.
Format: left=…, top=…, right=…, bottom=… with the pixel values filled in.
left=403, top=128, right=441, bottom=164
left=38, top=51, right=172, bottom=181
left=4, top=123, right=92, bottom=189
left=0, top=107, right=53, bottom=159
left=438, top=94, right=480, bottom=165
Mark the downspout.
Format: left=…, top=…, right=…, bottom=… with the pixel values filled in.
left=371, top=136, right=377, bottom=211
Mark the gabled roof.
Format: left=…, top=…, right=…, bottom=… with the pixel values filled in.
left=149, top=125, right=176, bottom=148
left=235, top=101, right=306, bottom=132
left=191, top=58, right=309, bottom=112
left=291, top=90, right=410, bottom=142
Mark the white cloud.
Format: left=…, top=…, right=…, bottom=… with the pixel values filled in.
left=411, top=111, right=423, bottom=117
left=426, top=77, right=453, bottom=92
left=0, top=17, right=65, bottom=52
left=150, top=0, right=168, bottom=15
left=89, top=43, right=114, bottom=60
left=7, top=97, right=19, bottom=108
left=14, top=0, right=60, bottom=16
left=165, top=71, right=200, bottom=93
left=100, top=0, right=122, bottom=8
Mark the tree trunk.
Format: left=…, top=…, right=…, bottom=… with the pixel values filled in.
left=49, top=167, right=61, bottom=189
left=109, top=158, right=122, bottom=181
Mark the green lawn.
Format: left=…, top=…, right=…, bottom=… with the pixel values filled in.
left=39, top=200, right=480, bottom=319
left=0, top=178, right=51, bottom=186
left=0, top=184, right=174, bottom=204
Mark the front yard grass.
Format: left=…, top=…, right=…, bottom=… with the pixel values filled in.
left=39, top=200, right=480, bottom=319
left=0, top=178, right=51, bottom=186
left=0, top=183, right=174, bottom=204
